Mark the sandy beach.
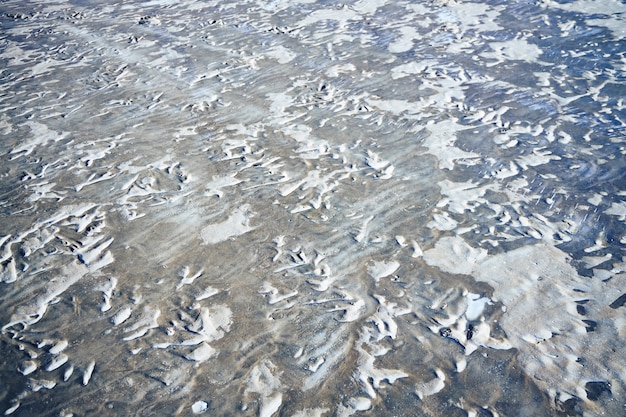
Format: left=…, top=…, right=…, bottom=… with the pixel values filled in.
left=1, top=0, right=625, bottom=415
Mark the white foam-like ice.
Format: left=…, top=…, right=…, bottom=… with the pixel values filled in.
left=424, top=234, right=625, bottom=404
left=200, top=205, right=256, bottom=244
left=423, top=236, right=487, bottom=276
left=367, top=260, right=400, bottom=282
left=480, top=38, right=543, bottom=64
left=82, top=361, right=95, bottom=386
left=191, top=401, right=208, bottom=414
left=244, top=360, right=283, bottom=417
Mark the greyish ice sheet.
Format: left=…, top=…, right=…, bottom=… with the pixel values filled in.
left=0, top=0, right=625, bottom=416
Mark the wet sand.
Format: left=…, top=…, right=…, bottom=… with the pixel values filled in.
left=1, top=0, right=625, bottom=416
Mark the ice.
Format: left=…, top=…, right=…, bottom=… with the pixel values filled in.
left=191, top=401, right=208, bottom=414
left=367, top=260, right=400, bottom=282
left=82, top=361, right=95, bottom=386
left=200, top=205, right=256, bottom=245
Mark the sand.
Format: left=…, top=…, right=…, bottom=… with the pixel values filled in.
left=0, top=0, right=624, bottom=416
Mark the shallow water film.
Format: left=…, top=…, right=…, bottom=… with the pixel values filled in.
left=1, top=0, right=625, bottom=416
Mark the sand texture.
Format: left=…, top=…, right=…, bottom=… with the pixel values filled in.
left=1, top=0, right=625, bottom=416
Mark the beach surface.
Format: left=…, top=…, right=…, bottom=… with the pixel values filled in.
left=1, top=0, right=625, bottom=415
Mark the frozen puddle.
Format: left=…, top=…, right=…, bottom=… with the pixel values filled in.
left=1, top=0, right=625, bottom=416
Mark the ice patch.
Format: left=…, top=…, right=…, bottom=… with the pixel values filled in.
left=480, top=38, right=543, bottom=63
left=367, top=260, right=400, bottom=282
left=200, top=205, right=256, bottom=244
left=423, top=236, right=487, bottom=275
left=192, top=401, right=208, bottom=414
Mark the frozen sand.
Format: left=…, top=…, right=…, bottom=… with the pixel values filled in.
left=1, top=0, right=625, bottom=416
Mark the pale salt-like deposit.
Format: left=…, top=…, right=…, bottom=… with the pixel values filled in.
left=1, top=0, right=625, bottom=416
